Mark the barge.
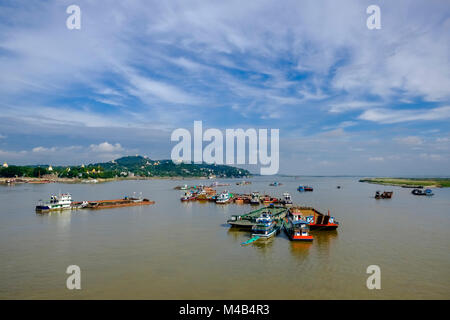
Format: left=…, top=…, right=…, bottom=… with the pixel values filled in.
left=227, top=205, right=288, bottom=229
left=73, top=196, right=154, bottom=209
left=289, top=206, right=339, bottom=230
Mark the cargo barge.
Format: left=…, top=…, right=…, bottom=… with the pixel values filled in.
left=36, top=193, right=154, bottom=212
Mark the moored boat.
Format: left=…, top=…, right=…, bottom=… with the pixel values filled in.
left=216, top=191, right=232, bottom=204
left=180, top=191, right=195, bottom=201
left=289, top=206, right=339, bottom=231
left=251, top=212, right=280, bottom=238
left=284, top=211, right=313, bottom=241
left=250, top=192, right=260, bottom=205
left=282, top=192, right=292, bottom=205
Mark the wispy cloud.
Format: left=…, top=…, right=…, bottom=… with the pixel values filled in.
left=359, top=106, right=450, bottom=124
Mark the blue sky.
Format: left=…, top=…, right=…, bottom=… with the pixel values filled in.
left=0, top=0, right=449, bottom=175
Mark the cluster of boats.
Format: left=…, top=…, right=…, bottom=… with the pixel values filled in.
left=229, top=205, right=339, bottom=245
left=35, top=192, right=154, bottom=212
left=180, top=188, right=294, bottom=206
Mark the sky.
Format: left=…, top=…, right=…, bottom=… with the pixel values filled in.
left=0, top=0, right=449, bottom=176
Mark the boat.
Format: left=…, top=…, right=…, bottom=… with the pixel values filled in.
left=180, top=191, right=195, bottom=201
left=375, top=191, right=393, bottom=199
left=337, top=186, right=341, bottom=189
left=250, top=192, right=260, bottom=205
left=297, top=186, right=304, bottom=192
left=73, top=196, right=155, bottom=209
left=236, top=181, right=251, bottom=186
left=412, top=188, right=434, bottom=196
left=289, top=206, right=339, bottom=230
left=251, top=212, right=280, bottom=238
left=304, top=186, right=313, bottom=192
left=216, top=191, right=232, bottom=204
left=269, top=182, right=282, bottom=186
left=227, top=206, right=288, bottom=229
left=282, top=192, right=292, bottom=205
left=35, top=193, right=73, bottom=212
left=283, top=211, right=313, bottom=241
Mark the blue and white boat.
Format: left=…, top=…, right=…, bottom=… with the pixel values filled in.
left=251, top=212, right=280, bottom=238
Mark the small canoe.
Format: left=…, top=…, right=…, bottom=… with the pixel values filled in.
left=241, top=236, right=260, bottom=246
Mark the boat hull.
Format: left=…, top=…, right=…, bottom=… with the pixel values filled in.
left=309, top=223, right=338, bottom=231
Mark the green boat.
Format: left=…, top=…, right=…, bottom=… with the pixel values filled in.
left=227, top=205, right=288, bottom=229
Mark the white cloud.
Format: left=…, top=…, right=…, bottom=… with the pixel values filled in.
left=369, top=157, right=384, bottom=161
left=89, top=142, right=123, bottom=153
left=394, top=136, right=423, bottom=146
left=358, top=106, right=450, bottom=124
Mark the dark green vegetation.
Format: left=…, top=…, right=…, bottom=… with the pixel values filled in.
left=0, top=156, right=250, bottom=179
left=359, top=177, right=450, bottom=188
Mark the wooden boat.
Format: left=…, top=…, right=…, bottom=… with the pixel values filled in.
left=289, top=206, right=339, bottom=231
left=375, top=191, right=393, bottom=199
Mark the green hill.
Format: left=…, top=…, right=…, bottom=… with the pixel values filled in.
left=0, top=156, right=251, bottom=179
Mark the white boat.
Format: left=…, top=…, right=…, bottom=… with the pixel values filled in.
left=250, top=192, right=260, bottom=205
left=282, top=192, right=292, bottom=205
left=35, top=193, right=73, bottom=212
left=216, top=191, right=231, bottom=204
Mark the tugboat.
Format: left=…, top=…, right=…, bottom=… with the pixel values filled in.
left=412, top=188, right=434, bottom=196
left=250, top=192, right=260, bottom=205
left=216, top=191, right=232, bottom=204
left=375, top=191, right=393, bottom=199
left=36, top=193, right=73, bottom=212
left=284, top=210, right=313, bottom=241
left=282, top=192, right=293, bottom=205
left=251, top=212, right=280, bottom=238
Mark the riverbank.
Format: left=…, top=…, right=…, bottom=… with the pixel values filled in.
left=0, top=176, right=218, bottom=185
left=359, top=177, right=450, bottom=188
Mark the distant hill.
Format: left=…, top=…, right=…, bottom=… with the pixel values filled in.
left=93, top=156, right=251, bottom=178
left=0, top=156, right=251, bottom=179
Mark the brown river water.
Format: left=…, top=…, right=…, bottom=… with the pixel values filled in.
left=0, top=176, right=449, bottom=299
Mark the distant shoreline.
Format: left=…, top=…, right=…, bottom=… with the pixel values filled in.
left=359, top=178, right=450, bottom=188
left=0, top=176, right=221, bottom=184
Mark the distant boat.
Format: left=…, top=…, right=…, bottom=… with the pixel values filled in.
left=412, top=188, right=434, bottom=196
left=375, top=191, right=393, bottom=199
left=297, top=186, right=304, bottom=192
left=269, top=182, right=282, bottom=186
left=298, top=185, right=313, bottom=192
